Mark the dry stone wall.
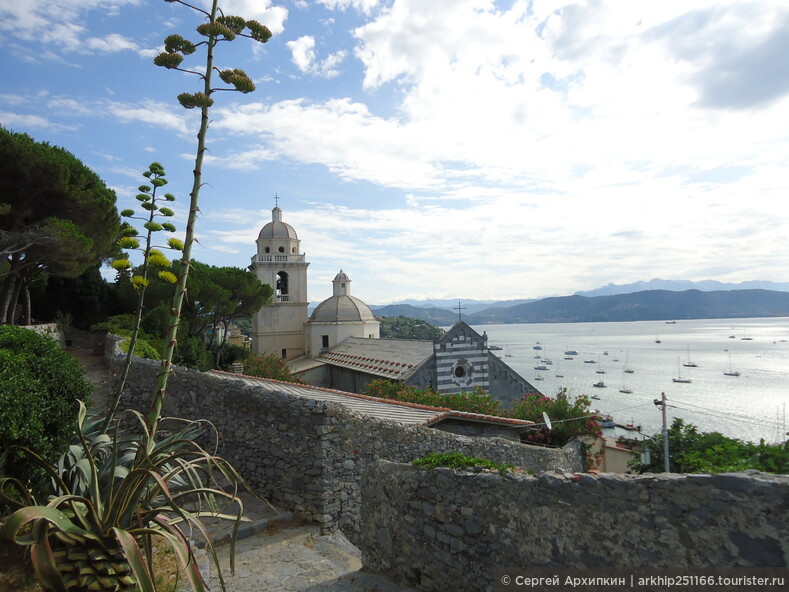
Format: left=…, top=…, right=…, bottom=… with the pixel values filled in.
left=359, top=460, right=789, bottom=592
left=106, top=336, right=581, bottom=539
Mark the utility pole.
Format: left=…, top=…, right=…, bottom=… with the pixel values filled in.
left=653, top=391, right=670, bottom=473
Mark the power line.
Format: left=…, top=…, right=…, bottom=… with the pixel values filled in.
left=670, top=400, right=785, bottom=429
left=670, top=404, right=784, bottom=429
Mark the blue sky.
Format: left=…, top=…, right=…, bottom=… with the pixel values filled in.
left=2, top=0, right=789, bottom=305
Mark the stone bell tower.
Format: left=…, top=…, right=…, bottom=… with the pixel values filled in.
left=250, top=204, right=309, bottom=359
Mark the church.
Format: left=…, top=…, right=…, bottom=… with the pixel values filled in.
left=250, top=206, right=540, bottom=407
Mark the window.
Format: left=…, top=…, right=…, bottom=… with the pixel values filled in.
left=322, top=335, right=329, bottom=348
left=281, top=348, right=287, bottom=359
left=276, top=271, right=289, bottom=295
left=265, top=247, right=270, bottom=253
left=278, top=246, right=285, bottom=253
left=454, top=366, right=466, bottom=378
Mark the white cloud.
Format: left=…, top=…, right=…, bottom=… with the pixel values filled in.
left=317, top=0, right=379, bottom=14
left=0, top=111, right=78, bottom=132
left=287, top=35, right=347, bottom=78
left=104, top=100, right=191, bottom=134
left=0, top=1, right=142, bottom=51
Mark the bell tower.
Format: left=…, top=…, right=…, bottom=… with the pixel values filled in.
left=250, top=204, right=309, bottom=359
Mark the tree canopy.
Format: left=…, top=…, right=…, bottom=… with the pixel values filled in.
left=631, top=417, right=788, bottom=474
left=0, top=128, right=119, bottom=324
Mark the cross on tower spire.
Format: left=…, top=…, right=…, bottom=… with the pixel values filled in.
left=274, top=193, right=280, bottom=207
left=453, top=300, right=466, bottom=322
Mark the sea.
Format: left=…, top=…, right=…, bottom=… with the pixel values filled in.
left=468, top=317, right=789, bottom=444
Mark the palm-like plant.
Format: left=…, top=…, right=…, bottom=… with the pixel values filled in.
left=0, top=404, right=247, bottom=592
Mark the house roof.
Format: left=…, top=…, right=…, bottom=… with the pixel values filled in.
left=315, top=337, right=434, bottom=380
left=209, top=370, right=535, bottom=431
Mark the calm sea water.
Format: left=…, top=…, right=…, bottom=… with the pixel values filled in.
left=470, top=318, right=789, bottom=444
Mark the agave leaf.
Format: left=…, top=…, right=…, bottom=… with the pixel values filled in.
left=3, top=505, right=88, bottom=545
left=30, top=531, right=69, bottom=592
left=148, top=521, right=210, bottom=592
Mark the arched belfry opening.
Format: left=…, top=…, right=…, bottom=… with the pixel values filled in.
left=276, top=271, right=289, bottom=301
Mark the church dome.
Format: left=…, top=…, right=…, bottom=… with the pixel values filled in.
left=258, top=206, right=298, bottom=240
left=310, top=270, right=376, bottom=323
left=310, top=295, right=377, bottom=323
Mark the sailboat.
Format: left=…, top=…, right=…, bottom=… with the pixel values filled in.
left=724, top=354, right=740, bottom=377
left=623, top=350, right=634, bottom=374
left=619, top=369, right=633, bottom=393
left=682, top=345, right=698, bottom=368
left=673, top=358, right=692, bottom=383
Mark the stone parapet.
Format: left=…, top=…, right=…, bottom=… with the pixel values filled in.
left=359, top=461, right=789, bottom=591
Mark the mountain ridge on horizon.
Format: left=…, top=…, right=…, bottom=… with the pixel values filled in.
left=369, top=278, right=789, bottom=310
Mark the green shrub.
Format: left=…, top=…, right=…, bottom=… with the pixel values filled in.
left=0, top=326, right=92, bottom=483
left=363, top=378, right=501, bottom=415
left=413, top=452, right=513, bottom=475
left=243, top=353, right=303, bottom=383
left=216, top=343, right=250, bottom=370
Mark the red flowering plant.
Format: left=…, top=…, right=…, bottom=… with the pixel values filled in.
left=510, top=389, right=603, bottom=448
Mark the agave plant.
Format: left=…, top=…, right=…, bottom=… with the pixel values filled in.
left=0, top=402, right=248, bottom=592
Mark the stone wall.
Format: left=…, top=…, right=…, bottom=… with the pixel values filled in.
left=360, top=461, right=789, bottom=591
left=106, top=336, right=581, bottom=540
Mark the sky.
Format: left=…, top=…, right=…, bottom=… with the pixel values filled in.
left=2, top=0, right=789, bottom=306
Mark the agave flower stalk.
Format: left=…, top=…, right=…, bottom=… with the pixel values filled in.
left=105, top=163, right=181, bottom=433
left=150, top=0, right=271, bottom=438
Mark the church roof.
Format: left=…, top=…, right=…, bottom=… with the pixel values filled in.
left=316, top=337, right=434, bottom=380
left=209, top=370, right=535, bottom=430
left=310, top=295, right=377, bottom=323
left=258, top=206, right=298, bottom=240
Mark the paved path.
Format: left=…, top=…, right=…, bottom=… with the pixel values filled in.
left=71, top=345, right=414, bottom=592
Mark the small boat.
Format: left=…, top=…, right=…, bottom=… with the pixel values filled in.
left=673, top=358, right=692, bottom=383
left=620, top=369, right=633, bottom=393
left=599, top=414, right=615, bottom=428
left=542, top=359, right=553, bottom=365
left=488, top=345, right=503, bottom=351
left=623, top=351, right=634, bottom=374
left=555, top=373, right=564, bottom=378
left=590, top=394, right=601, bottom=400
left=596, top=369, right=606, bottom=374
left=683, top=345, right=698, bottom=368
left=724, top=354, right=740, bottom=377
left=564, top=356, right=573, bottom=360
left=603, top=350, right=609, bottom=356
left=534, top=364, right=549, bottom=371
left=533, top=344, right=543, bottom=350
left=564, top=350, right=578, bottom=356
left=665, top=320, right=676, bottom=324
left=592, top=380, right=606, bottom=388
left=534, top=375, right=544, bottom=381
left=584, top=359, right=596, bottom=364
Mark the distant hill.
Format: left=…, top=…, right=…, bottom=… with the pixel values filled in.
left=373, top=298, right=535, bottom=314
left=466, top=289, right=789, bottom=324
left=372, top=303, right=458, bottom=325
left=576, top=278, right=789, bottom=297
